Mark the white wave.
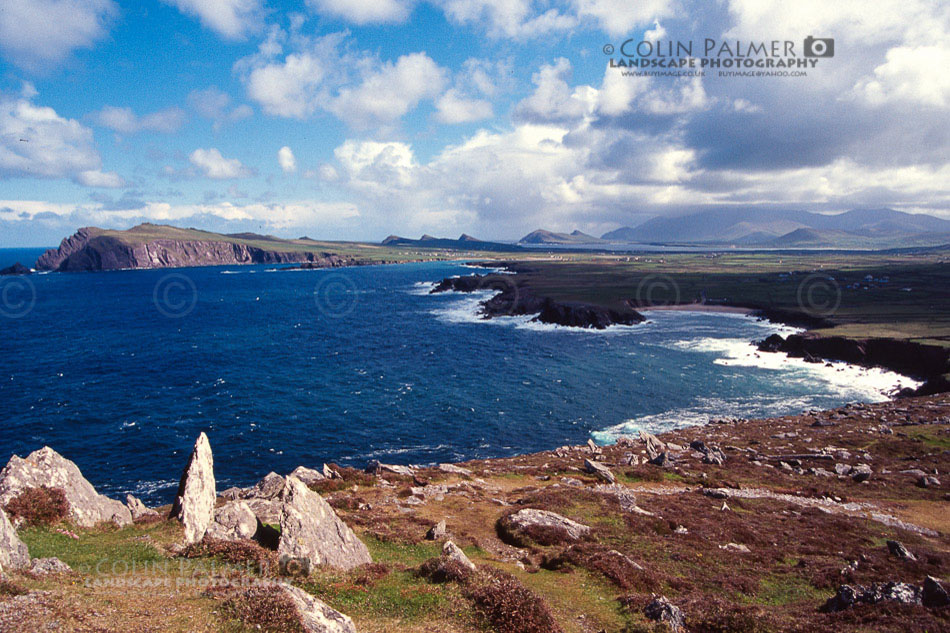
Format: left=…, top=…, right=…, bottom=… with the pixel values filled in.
left=407, top=281, right=438, bottom=295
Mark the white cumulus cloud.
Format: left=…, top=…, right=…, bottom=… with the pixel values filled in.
left=0, top=0, right=117, bottom=71
left=94, top=106, right=187, bottom=134
left=189, top=148, right=252, bottom=179
left=306, top=0, right=413, bottom=24
left=330, top=52, right=447, bottom=129
left=278, top=146, right=297, bottom=173
left=161, top=0, right=263, bottom=40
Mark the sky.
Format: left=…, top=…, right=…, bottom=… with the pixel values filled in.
left=0, top=0, right=948, bottom=246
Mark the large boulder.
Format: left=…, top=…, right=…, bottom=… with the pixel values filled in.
left=0, top=508, right=30, bottom=572
left=280, top=583, right=357, bottom=633
left=0, top=447, right=131, bottom=527
left=584, top=459, right=616, bottom=483
left=250, top=472, right=285, bottom=499
left=497, top=509, right=591, bottom=546
left=644, top=595, right=685, bottom=632
left=821, top=582, right=922, bottom=612
left=205, top=501, right=258, bottom=541
left=169, top=433, right=216, bottom=544
left=278, top=476, right=371, bottom=572
left=289, top=466, right=326, bottom=486
left=242, top=472, right=285, bottom=527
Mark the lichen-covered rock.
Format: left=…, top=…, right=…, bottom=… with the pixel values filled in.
left=441, top=540, right=476, bottom=571
left=498, top=509, right=591, bottom=546
left=0, top=447, right=131, bottom=527
left=584, top=459, right=616, bottom=483
left=0, top=508, right=30, bottom=572
left=205, top=501, right=258, bottom=541
left=365, top=461, right=414, bottom=477
left=280, top=583, right=357, bottom=633
left=426, top=519, right=447, bottom=541
left=278, top=476, right=371, bottom=571
left=289, top=466, right=326, bottom=486
left=169, top=433, right=216, bottom=544
left=126, top=494, right=158, bottom=520
left=644, top=595, right=685, bottom=632
left=851, top=463, right=873, bottom=482
left=821, top=582, right=922, bottom=612
left=250, top=472, right=284, bottom=499
left=29, top=557, right=71, bottom=575
left=886, top=540, right=916, bottom=561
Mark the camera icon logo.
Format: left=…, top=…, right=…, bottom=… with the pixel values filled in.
left=803, top=36, right=834, bottom=58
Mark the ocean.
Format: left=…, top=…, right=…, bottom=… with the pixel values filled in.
left=0, top=253, right=916, bottom=504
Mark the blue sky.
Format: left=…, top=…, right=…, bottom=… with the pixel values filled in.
left=0, top=0, right=948, bottom=246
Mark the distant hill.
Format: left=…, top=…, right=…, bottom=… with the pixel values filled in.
left=601, top=208, right=950, bottom=247
left=381, top=234, right=521, bottom=251
left=519, top=229, right=606, bottom=245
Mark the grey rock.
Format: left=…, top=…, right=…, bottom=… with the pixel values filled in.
left=278, top=476, right=372, bottom=571
left=502, top=509, right=591, bottom=542
left=0, top=508, right=30, bottom=572
left=425, top=519, right=447, bottom=541
left=923, top=576, right=950, bottom=608
left=437, top=463, right=473, bottom=477
left=650, top=452, right=674, bottom=467
left=595, top=484, right=642, bottom=513
left=442, top=540, right=476, bottom=571
left=289, top=466, right=326, bottom=486
left=206, top=501, right=258, bottom=541
left=701, top=488, right=730, bottom=500
left=703, top=446, right=727, bottom=466
left=720, top=542, right=751, bottom=553
left=851, top=463, right=872, bottom=483
left=250, top=472, right=285, bottom=499
left=901, top=468, right=928, bottom=478
left=365, top=461, right=414, bottom=477
left=886, top=540, right=916, bottom=561
left=0, top=446, right=131, bottom=527
left=219, top=487, right=245, bottom=501
left=821, top=582, right=922, bottom=612
left=245, top=498, right=281, bottom=526
left=169, top=433, right=216, bottom=544
left=918, top=475, right=940, bottom=488
left=584, top=459, right=616, bottom=483
left=322, top=464, right=341, bottom=480
left=279, top=583, right=357, bottom=633
left=639, top=430, right=666, bottom=461
left=126, top=494, right=158, bottom=520
left=644, top=595, right=685, bottom=632
left=834, top=463, right=852, bottom=476
left=29, top=557, right=71, bottom=575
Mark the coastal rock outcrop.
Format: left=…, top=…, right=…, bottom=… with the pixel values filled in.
left=584, top=459, right=616, bottom=483
left=0, top=263, right=30, bottom=276
left=0, top=447, right=131, bottom=527
left=280, top=583, right=358, bottom=633
left=35, top=226, right=361, bottom=272
left=498, top=509, right=591, bottom=546
left=289, top=466, right=326, bottom=486
left=169, top=433, right=216, bottom=544
left=0, top=508, right=30, bottom=572
left=206, top=501, right=258, bottom=541
left=277, top=476, right=372, bottom=571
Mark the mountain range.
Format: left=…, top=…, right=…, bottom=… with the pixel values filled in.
left=517, top=229, right=606, bottom=245
left=600, top=208, right=950, bottom=247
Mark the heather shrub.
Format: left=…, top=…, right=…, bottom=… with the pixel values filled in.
left=3, top=486, right=69, bottom=527
left=222, top=585, right=304, bottom=633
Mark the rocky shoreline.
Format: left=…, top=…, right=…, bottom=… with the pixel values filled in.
left=1, top=394, right=948, bottom=631
left=432, top=265, right=950, bottom=395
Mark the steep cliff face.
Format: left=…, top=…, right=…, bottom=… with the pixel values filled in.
left=36, top=229, right=357, bottom=272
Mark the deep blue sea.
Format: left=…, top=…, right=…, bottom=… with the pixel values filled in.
left=0, top=250, right=916, bottom=504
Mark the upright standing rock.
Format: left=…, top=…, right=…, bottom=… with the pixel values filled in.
left=0, top=508, right=30, bottom=573
left=278, top=476, right=371, bottom=571
left=0, top=447, right=131, bottom=527
left=169, top=433, right=216, bottom=544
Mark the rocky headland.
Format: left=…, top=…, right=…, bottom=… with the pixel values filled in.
left=1, top=394, right=948, bottom=632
